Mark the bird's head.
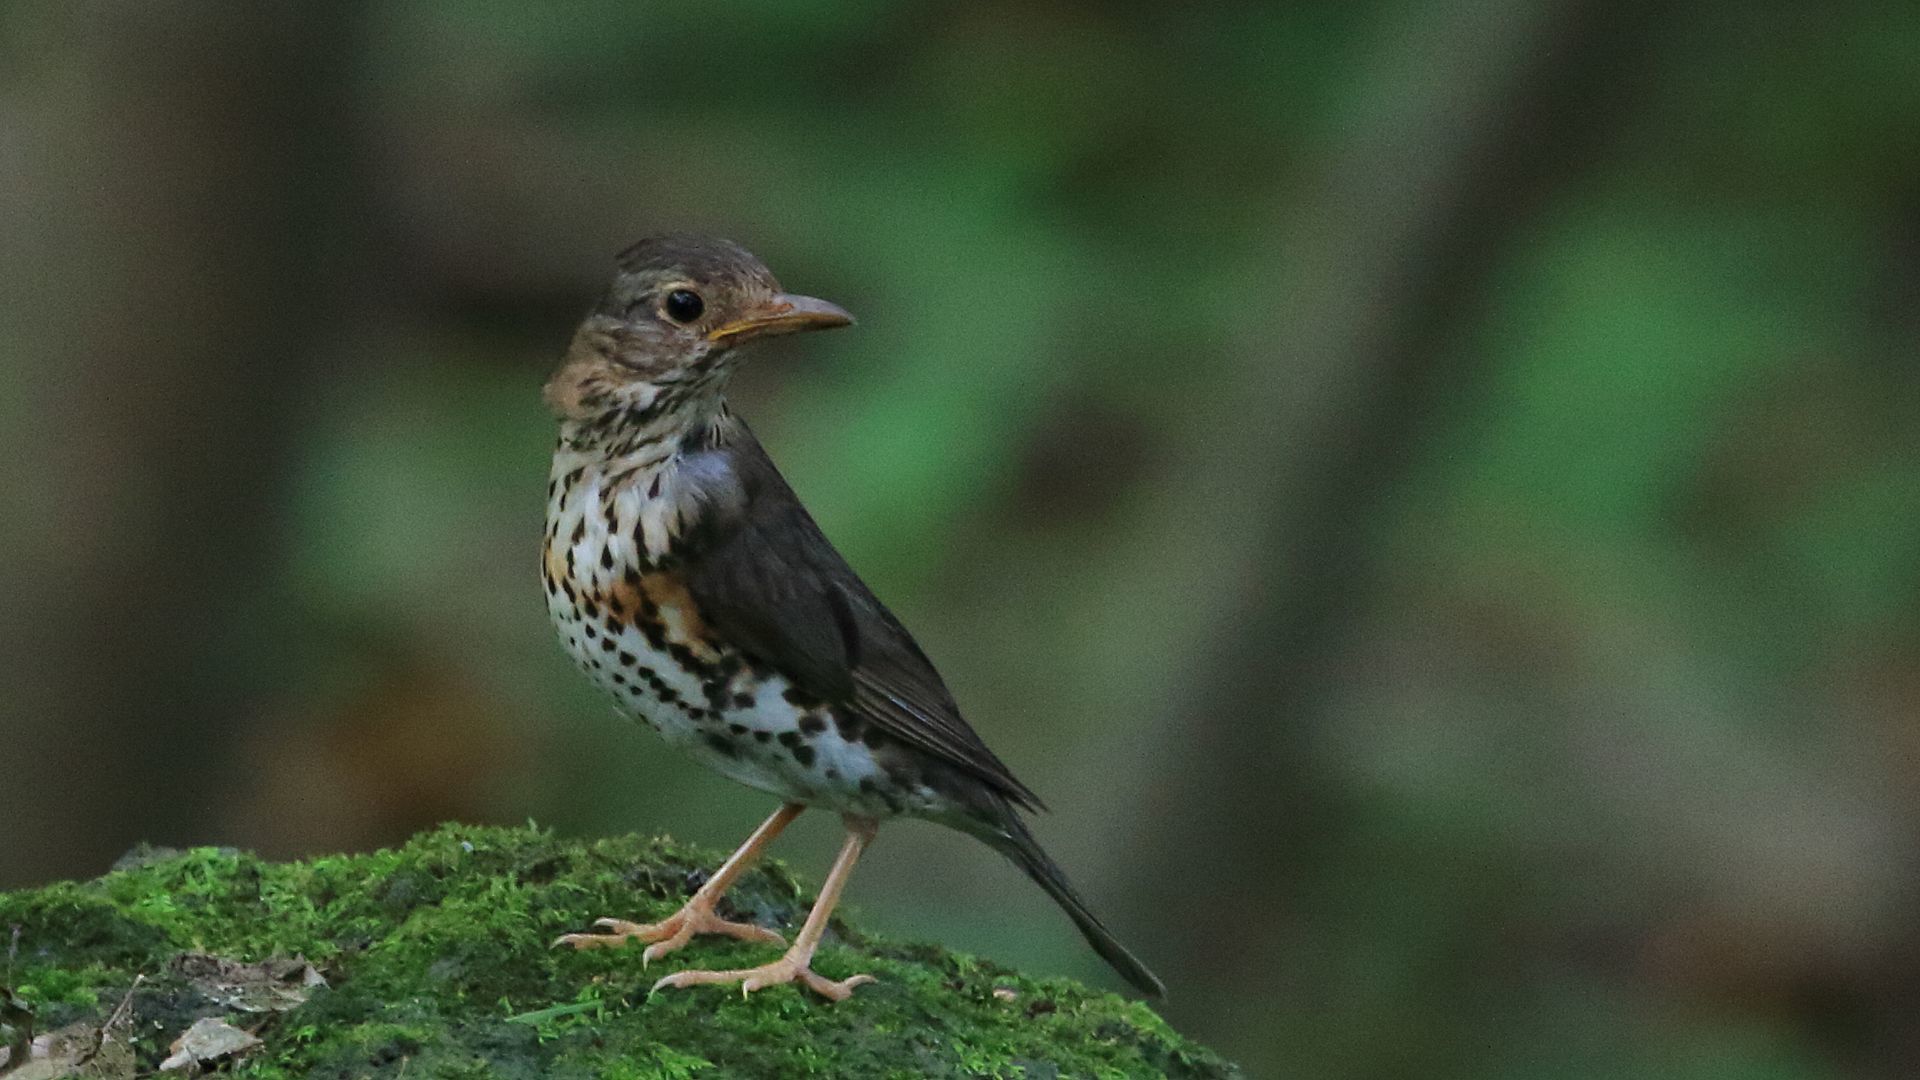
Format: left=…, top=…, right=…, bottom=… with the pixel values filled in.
left=544, top=235, right=853, bottom=426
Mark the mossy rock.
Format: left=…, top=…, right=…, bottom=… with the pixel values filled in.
left=0, top=824, right=1236, bottom=1078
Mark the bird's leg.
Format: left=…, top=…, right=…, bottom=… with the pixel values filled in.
left=554, top=802, right=802, bottom=965
left=652, top=816, right=878, bottom=1002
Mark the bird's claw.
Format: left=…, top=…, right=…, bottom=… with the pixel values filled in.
left=650, top=953, right=875, bottom=1003
left=552, top=905, right=784, bottom=963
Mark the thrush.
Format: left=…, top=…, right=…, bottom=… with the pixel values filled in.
left=542, top=235, right=1164, bottom=1002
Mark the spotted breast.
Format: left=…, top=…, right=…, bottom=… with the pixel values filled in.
left=541, top=440, right=917, bottom=818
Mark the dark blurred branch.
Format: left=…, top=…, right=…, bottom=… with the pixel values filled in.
left=1113, top=0, right=1666, bottom=1048
left=0, top=2, right=363, bottom=884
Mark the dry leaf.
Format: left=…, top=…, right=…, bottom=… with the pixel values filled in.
left=3, top=977, right=140, bottom=1080
left=157, top=1017, right=260, bottom=1073
left=6, top=1020, right=133, bottom=1080
left=169, top=954, right=326, bottom=1013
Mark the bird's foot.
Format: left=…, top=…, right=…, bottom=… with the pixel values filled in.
left=552, top=904, right=784, bottom=966
left=650, top=951, right=875, bottom=1003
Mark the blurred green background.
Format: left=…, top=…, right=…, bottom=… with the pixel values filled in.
left=4, top=1, right=1919, bottom=1075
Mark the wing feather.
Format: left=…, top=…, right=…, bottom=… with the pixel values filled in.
left=679, top=428, right=1043, bottom=812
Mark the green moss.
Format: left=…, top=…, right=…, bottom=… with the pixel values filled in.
left=0, top=824, right=1236, bottom=1078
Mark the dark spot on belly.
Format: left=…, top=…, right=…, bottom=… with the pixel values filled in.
left=619, top=651, right=636, bottom=667
left=833, top=714, right=863, bottom=742
left=728, top=723, right=748, bottom=736
left=791, top=744, right=816, bottom=768
left=732, top=693, right=755, bottom=709
left=600, top=638, right=616, bottom=653
left=798, top=715, right=826, bottom=736
left=636, top=671, right=684, bottom=708
left=704, top=733, right=738, bottom=758
left=754, top=731, right=772, bottom=743
left=782, top=686, right=819, bottom=708
left=584, top=624, right=598, bottom=640
left=776, top=731, right=800, bottom=748
left=856, top=776, right=902, bottom=812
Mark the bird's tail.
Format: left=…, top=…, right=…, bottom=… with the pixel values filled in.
left=986, top=814, right=1166, bottom=998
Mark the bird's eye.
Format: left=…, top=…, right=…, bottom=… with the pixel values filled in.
left=663, top=289, right=705, bottom=324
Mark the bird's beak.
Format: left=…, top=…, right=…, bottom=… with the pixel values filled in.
left=706, top=294, right=855, bottom=344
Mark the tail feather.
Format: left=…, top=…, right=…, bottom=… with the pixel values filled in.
left=990, top=816, right=1166, bottom=998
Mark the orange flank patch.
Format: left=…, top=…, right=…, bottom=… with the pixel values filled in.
left=640, top=572, right=712, bottom=653
left=596, top=569, right=719, bottom=661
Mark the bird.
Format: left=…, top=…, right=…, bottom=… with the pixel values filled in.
left=542, top=235, right=1164, bottom=1002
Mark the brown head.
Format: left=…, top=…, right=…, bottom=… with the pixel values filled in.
left=544, top=235, right=853, bottom=425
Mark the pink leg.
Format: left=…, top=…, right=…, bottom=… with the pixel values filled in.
left=651, top=816, right=879, bottom=1002
left=554, top=803, right=803, bottom=965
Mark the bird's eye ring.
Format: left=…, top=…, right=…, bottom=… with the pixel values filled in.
left=663, top=289, right=705, bottom=324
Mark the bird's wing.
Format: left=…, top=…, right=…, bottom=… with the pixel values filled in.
left=680, top=431, right=1043, bottom=812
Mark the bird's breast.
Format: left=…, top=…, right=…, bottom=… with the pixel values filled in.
left=542, top=452, right=912, bottom=815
